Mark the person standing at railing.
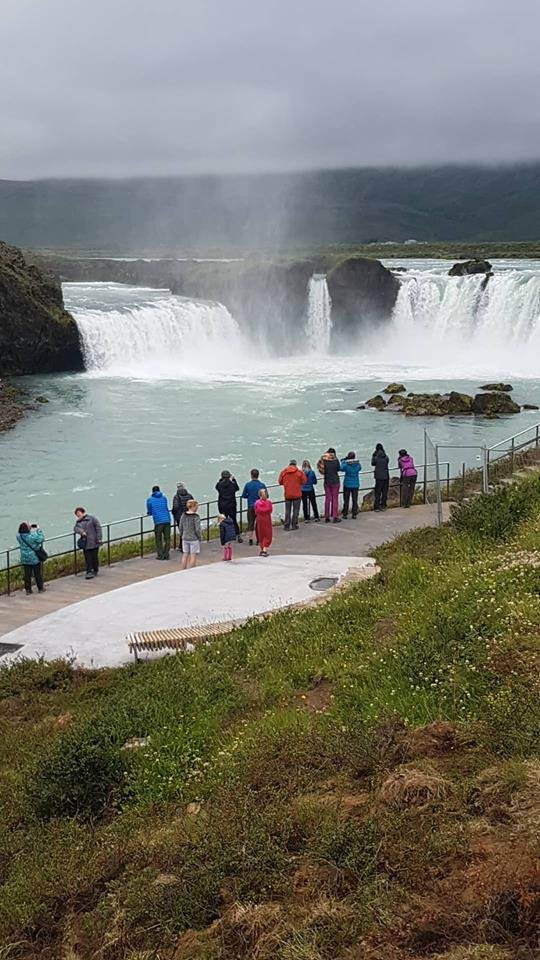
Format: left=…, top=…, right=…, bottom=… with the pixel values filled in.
left=340, top=451, right=361, bottom=519
left=17, top=522, right=46, bottom=595
left=371, top=443, right=390, bottom=511
left=241, top=469, right=267, bottom=546
left=278, top=459, right=306, bottom=531
left=301, top=460, right=320, bottom=522
left=218, top=514, right=236, bottom=561
left=398, top=449, right=418, bottom=508
left=179, top=500, right=202, bottom=569
left=145, top=486, right=171, bottom=560
left=317, top=447, right=342, bottom=523
left=254, top=488, right=273, bottom=556
left=215, top=471, right=242, bottom=542
left=74, top=507, right=103, bottom=579
left=172, top=481, right=193, bottom=551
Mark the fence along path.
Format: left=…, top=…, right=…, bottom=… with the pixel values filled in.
left=0, top=500, right=448, bottom=639
left=0, top=462, right=452, bottom=596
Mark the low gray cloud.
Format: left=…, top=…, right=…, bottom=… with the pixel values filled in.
left=1, top=0, right=539, bottom=178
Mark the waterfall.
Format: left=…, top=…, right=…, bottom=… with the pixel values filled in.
left=386, top=267, right=540, bottom=374
left=306, top=274, right=333, bottom=353
left=67, top=283, right=248, bottom=379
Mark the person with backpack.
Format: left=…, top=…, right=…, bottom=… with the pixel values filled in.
left=218, top=514, right=237, bottom=561
left=146, top=485, right=172, bottom=560
left=74, top=507, right=103, bottom=579
left=172, top=481, right=193, bottom=549
left=215, top=470, right=242, bottom=542
left=241, top=469, right=267, bottom=545
left=17, top=522, right=46, bottom=594
left=340, top=451, right=361, bottom=519
left=371, top=443, right=390, bottom=511
left=301, top=459, right=320, bottom=522
left=278, top=459, right=306, bottom=530
left=398, top=449, right=418, bottom=507
left=317, top=447, right=342, bottom=523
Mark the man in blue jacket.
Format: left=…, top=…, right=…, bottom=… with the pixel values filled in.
left=146, top=485, right=171, bottom=560
left=241, top=469, right=267, bottom=546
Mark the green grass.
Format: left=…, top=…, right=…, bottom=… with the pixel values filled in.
left=0, top=478, right=539, bottom=958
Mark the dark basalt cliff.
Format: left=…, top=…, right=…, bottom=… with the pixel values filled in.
left=32, top=252, right=400, bottom=343
left=0, top=241, right=82, bottom=376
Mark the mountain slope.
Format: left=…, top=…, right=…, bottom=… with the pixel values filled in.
left=1, top=164, right=540, bottom=252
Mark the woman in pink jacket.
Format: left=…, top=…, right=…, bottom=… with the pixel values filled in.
left=254, top=489, right=273, bottom=556
left=398, top=449, right=417, bottom=508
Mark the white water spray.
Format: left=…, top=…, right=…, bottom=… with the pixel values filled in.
left=68, top=283, right=248, bottom=379
left=306, top=275, right=333, bottom=353
left=385, top=267, right=540, bottom=375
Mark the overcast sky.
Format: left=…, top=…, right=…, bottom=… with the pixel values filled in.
left=1, top=0, right=539, bottom=179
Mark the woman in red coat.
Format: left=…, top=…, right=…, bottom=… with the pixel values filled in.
left=254, top=489, right=273, bottom=556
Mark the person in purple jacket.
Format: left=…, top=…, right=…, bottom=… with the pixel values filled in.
left=398, top=449, right=418, bottom=508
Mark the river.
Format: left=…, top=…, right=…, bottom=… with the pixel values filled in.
left=1, top=258, right=539, bottom=550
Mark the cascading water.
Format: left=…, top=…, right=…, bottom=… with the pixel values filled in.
left=306, top=274, right=333, bottom=353
left=384, top=264, right=540, bottom=375
left=66, top=282, right=248, bottom=378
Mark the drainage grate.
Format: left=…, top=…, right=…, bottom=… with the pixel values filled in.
left=0, top=642, right=23, bottom=658
left=309, top=576, right=339, bottom=592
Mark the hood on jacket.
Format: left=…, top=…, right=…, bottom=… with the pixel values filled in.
left=151, top=490, right=164, bottom=498
left=282, top=464, right=301, bottom=475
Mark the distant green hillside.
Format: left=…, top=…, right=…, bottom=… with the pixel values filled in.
left=1, top=164, right=540, bottom=253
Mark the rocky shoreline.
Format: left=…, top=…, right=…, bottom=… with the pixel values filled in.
left=0, top=380, right=48, bottom=433
left=358, top=383, right=538, bottom=418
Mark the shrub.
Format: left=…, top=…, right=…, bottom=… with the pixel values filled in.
left=27, top=719, right=126, bottom=820
left=451, top=475, right=540, bottom=541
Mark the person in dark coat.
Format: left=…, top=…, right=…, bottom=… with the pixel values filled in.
left=74, top=507, right=103, bottom=579
left=215, top=470, right=242, bottom=541
left=371, top=443, right=390, bottom=511
left=172, top=482, right=193, bottom=550
left=218, top=514, right=237, bottom=561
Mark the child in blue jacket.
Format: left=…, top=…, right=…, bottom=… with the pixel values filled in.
left=340, top=452, right=361, bottom=519
left=219, top=514, right=237, bottom=561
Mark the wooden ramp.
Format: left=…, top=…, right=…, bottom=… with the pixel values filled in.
left=127, top=622, right=233, bottom=661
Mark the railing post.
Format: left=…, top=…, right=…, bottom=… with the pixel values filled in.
left=511, top=437, right=515, bottom=473
left=6, top=550, right=10, bottom=597
left=423, top=431, right=428, bottom=504
left=107, top=524, right=111, bottom=566
left=140, top=516, right=144, bottom=557
left=536, top=425, right=539, bottom=449
left=206, top=502, right=210, bottom=542
left=73, top=532, right=78, bottom=576
left=486, top=447, right=490, bottom=487
left=446, top=462, right=450, bottom=501
left=482, top=445, right=489, bottom=494
left=462, top=462, right=466, bottom=500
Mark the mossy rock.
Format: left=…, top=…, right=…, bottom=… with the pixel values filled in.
left=472, top=392, right=520, bottom=415
left=383, top=382, right=406, bottom=394
left=480, top=382, right=513, bottom=393
left=366, top=394, right=386, bottom=410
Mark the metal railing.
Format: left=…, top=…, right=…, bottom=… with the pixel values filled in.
left=0, top=462, right=452, bottom=596
left=487, top=422, right=540, bottom=478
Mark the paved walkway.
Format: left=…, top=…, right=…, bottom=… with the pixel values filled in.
left=0, top=555, right=375, bottom=668
left=0, top=503, right=448, bottom=640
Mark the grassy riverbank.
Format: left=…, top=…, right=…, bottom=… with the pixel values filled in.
left=0, top=478, right=539, bottom=959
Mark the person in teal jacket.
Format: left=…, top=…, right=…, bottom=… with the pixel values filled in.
left=17, top=522, right=46, bottom=594
left=340, top=452, right=361, bottom=519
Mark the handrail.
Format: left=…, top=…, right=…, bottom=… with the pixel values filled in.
left=0, top=460, right=451, bottom=594
left=488, top=421, right=540, bottom=451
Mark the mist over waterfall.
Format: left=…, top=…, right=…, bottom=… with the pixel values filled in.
left=66, top=283, right=248, bottom=379
left=383, top=264, right=540, bottom=375
left=306, top=275, right=333, bottom=353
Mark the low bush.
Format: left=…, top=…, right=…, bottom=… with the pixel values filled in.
left=451, top=474, right=540, bottom=540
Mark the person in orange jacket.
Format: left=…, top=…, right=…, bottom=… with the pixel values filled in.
left=278, top=459, right=306, bottom=531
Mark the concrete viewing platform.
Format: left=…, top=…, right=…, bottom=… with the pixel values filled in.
left=0, top=503, right=448, bottom=668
